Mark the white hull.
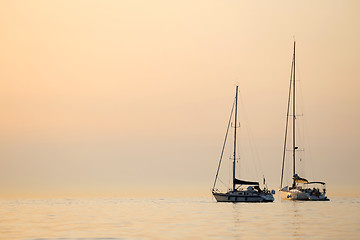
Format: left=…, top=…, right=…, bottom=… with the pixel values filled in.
left=280, top=189, right=308, bottom=200
left=280, top=189, right=329, bottom=201
left=213, top=191, right=274, bottom=203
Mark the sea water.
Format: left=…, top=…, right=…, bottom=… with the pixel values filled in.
left=0, top=197, right=359, bottom=240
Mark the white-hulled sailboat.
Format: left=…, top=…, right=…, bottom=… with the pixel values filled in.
left=212, top=86, right=274, bottom=203
left=279, top=42, right=329, bottom=201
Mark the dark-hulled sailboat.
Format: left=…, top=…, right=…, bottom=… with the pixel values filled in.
left=212, top=86, right=274, bottom=202
left=279, top=42, right=329, bottom=201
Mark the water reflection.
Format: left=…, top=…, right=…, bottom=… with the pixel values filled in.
left=289, top=202, right=303, bottom=240
left=232, top=204, right=244, bottom=240
left=0, top=197, right=358, bottom=240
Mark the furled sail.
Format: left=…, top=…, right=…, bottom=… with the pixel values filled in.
left=234, top=178, right=259, bottom=185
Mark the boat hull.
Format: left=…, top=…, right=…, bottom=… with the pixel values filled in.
left=280, top=189, right=308, bottom=200
left=280, top=189, right=329, bottom=201
left=213, top=191, right=274, bottom=203
left=307, top=193, right=330, bottom=201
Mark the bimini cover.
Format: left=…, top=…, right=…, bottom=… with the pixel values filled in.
left=234, top=178, right=259, bottom=185
left=293, top=173, right=308, bottom=183
left=305, top=181, right=326, bottom=185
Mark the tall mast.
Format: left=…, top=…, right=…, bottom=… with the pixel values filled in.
left=233, top=85, right=238, bottom=191
left=292, top=41, right=296, bottom=188
left=280, top=56, right=294, bottom=189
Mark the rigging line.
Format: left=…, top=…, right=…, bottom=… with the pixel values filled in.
left=238, top=90, right=261, bottom=182
left=229, top=153, right=231, bottom=187
left=292, top=41, right=296, bottom=188
left=298, top=79, right=315, bottom=180
left=280, top=51, right=294, bottom=189
left=294, top=67, right=306, bottom=178
left=217, top=178, right=228, bottom=188
left=212, top=97, right=236, bottom=190
left=299, top=85, right=315, bottom=181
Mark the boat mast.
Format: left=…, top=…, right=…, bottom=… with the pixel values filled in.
left=233, top=85, right=238, bottom=191
left=292, top=41, right=296, bottom=188
left=280, top=56, right=294, bottom=189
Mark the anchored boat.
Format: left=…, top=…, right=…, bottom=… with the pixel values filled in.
left=212, top=86, right=274, bottom=203
left=279, top=42, right=329, bottom=201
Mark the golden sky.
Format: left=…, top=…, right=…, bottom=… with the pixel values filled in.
left=0, top=0, right=359, bottom=197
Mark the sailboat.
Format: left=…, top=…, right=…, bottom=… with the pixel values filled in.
left=279, top=41, right=329, bottom=201
left=212, top=86, right=274, bottom=202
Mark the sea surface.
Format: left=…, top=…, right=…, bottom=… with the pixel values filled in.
left=0, top=196, right=359, bottom=240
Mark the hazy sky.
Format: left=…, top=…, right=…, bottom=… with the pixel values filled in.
left=1, top=0, right=359, bottom=197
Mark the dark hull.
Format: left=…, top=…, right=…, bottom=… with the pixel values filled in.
left=212, top=191, right=274, bottom=203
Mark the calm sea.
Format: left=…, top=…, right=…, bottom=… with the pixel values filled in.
left=0, top=196, right=359, bottom=240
